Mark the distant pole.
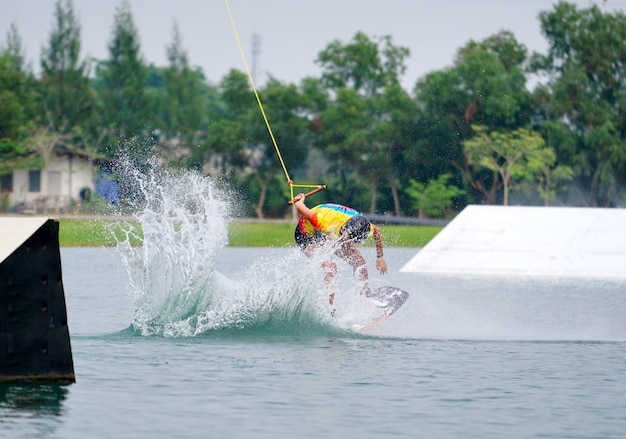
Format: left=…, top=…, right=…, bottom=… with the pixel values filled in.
left=251, top=33, right=261, bottom=84
left=68, top=153, right=73, bottom=209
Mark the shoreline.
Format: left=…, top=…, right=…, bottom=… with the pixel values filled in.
left=0, top=214, right=443, bottom=248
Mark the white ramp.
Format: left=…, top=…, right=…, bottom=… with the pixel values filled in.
left=400, top=205, right=626, bottom=278
left=0, top=217, right=49, bottom=263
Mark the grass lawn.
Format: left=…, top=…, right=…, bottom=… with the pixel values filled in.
left=58, top=218, right=144, bottom=247
left=58, top=218, right=442, bottom=248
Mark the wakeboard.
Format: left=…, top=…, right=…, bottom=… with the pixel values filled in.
left=357, top=286, right=409, bottom=332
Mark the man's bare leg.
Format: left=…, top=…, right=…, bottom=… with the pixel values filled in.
left=335, top=241, right=370, bottom=295
left=321, top=260, right=338, bottom=305
left=304, top=244, right=338, bottom=305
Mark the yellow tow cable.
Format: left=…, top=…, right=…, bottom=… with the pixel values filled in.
left=224, top=0, right=325, bottom=202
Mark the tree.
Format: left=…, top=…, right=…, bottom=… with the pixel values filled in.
left=23, top=127, right=71, bottom=183
left=253, top=77, right=310, bottom=217
left=2, top=22, right=26, bottom=70
left=161, top=21, right=206, bottom=153
left=95, top=0, right=151, bottom=154
left=198, top=69, right=255, bottom=175
left=409, top=69, right=469, bottom=200
left=315, top=32, right=411, bottom=214
left=463, top=126, right=553, bottom=205
left=456, top=31, right=530, bottom=128
left=411, top=31, right=532, bottom=205
left=532, top=2, right=626, bottom=207
left=372, top=83, right=416, bottom=215
left=524, top=146, right=573, bottom=206
left=0, top=24, right=38, bottom=173
left=199, top=71, right=309, bottom=218
left=317, top=32, right=408, bottom=96
left=39, top=0, right=94, bottom=148
left=405, top=174, right=465, bottom=219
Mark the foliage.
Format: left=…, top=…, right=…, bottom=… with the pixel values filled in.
left=315, top=32, right=412, bottom=215
left=160, top=22, right=206, bottom=156
left=463, top=125, right=566, bottom=205
left=405, top=174, right=466, bottom=218
left=197, top=70, right=311, bottom=218
left=531, top=2, right=626, bottom=207
left=455, top=31, right=531, bottom=128
left=413, top=31, right=532, bottom=205
left=23, top=126, right=69, bottom=169
left=39, top=0, right=94, bottom=154
left=0, top=24, right=38, bottom=173
left=95, top=0, right=151, bottom=154
left=522, top=146, right=574, bottom=206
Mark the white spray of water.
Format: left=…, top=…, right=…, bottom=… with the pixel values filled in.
left=113, top=162, right=371, bottom=336
left=113, top=163, right=230, bottom=335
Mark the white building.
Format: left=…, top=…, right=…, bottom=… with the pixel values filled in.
left=1, top=153, right=95, bottom=214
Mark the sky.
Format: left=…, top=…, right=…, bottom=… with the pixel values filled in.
left=1, top=0, right=624, bottom=90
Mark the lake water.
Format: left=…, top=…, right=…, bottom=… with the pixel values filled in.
left=1, top=246, right=625, bottom=439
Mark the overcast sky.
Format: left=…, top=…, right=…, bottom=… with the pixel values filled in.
left=1, top=0, right=624, bottom=90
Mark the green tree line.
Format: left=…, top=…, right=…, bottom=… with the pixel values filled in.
left=1, top=0, right=624, bottom=218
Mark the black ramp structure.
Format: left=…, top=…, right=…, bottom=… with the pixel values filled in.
left=0, top=217, right=75, bottom=383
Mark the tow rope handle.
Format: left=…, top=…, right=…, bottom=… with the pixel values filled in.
left=288, top=185, right=327, bottom=205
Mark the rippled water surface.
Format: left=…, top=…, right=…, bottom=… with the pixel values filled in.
left=1, top=247, right=625, bottom=439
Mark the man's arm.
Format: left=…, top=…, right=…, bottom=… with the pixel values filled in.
left=293, top=193, right=315, bottom=220
left=373, top=225, right=388, bottom=274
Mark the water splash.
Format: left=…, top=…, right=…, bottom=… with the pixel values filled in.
left=112, top=161, right=354, bottom=337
